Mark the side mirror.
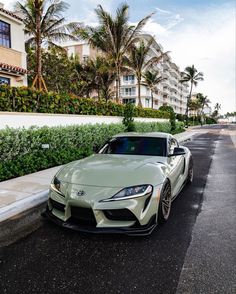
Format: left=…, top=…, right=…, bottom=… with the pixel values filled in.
left=169, top=147, right=186, bottom=157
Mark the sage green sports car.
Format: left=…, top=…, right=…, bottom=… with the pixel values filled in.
left=44, top=132, right=193, bottom=235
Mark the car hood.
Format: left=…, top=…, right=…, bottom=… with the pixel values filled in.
left=56, top=154, right=168, bottom=187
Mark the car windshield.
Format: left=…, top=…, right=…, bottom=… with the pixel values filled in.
left=99, top=136, right=167, bottom=156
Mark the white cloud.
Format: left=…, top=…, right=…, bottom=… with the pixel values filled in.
left=0, top=0, right=15, bottom=9
left=143, top=19, right=167, bottom=36
left=143, top=3, right=236, bottom=114
left=165, top=14, right=184, bottom=30
left=155, top=7, right=171, bottom=15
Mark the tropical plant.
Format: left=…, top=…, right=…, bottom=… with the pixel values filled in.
left=180, top=65, right=204, bottom=126
left=74, top=57, right=116, bottom=100
left=188, top=98, right=201, bottom=113
left=125, top=38, right=167, bottom=107
left=16, top=0, right=79, bottom=91
left=212, top=103, right=221, bottom=119
left=187, top=99, right=201, bottom=125
left=27, top=47, right=79, bottom=93
left=215, top=103, right=221, bottom=112
left=142, top=69, right=165, bottom=109
left=86, top=57, right=116, bottom=101
left=123, top=103, right=136, bottom=131
left=158, top=105, right=176, bottom=131
left=225, top=111, right=236, bottom=117
left=80, top=3, right=153, bottom=102
left=196, top=93, right=210, bottom=125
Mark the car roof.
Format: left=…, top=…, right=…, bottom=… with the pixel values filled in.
left=112, top=132, right=173, bottom=139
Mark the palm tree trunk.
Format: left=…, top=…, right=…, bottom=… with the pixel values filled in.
left=138, top=77, right=142, bottom=107
left=115, top=63, right=120, bottom=103
left=185, top=81, right=193, bottom=127
left=97, top=85, right=100, bottom=100
left=35, top=0, right=42, bottom=90
left=151, top=91, right=153, bottom=109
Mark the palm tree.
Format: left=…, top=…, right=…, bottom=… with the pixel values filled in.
left=16, top=0, right=79, bottom=91
left=212, top=102, right=221, bottom=119
left=215, top=103, right=221, bottom=111
left=196, top=93, right=210, bottom=125
left=142, top=69, right=165, bottom=109
left=188, top=98, right=201, bottom=125
left=180, top=65, right=204, bottom=126
left=75, top=57, right=116, bottom=100
left=85, top=57, right=116, bottom=101
left=125, top=38, right=168, bottom=107
left=75, top=61, right=97, bottom=98
left=197, top=93, right=210, bottom=113
left=188, top=99, right=201, bottom=113
left=80, top=4, right=153, bottom=103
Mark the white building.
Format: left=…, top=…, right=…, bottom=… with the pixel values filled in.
left=120, top=35, right=188, bottom=114
left=64, top=34, right=188, bottom=114
left=0, top=3, right=27, bottom=86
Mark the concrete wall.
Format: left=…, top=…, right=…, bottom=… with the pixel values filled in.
left=0, top=112, right=168, bottom=129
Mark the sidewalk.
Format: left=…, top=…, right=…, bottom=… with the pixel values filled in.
left=0, top=130, right=198, bottom=223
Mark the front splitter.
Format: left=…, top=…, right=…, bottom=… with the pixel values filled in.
left=42, top=207, right=157, bottom=236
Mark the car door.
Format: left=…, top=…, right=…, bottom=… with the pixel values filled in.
left=167, top=138, right=185, bottom=197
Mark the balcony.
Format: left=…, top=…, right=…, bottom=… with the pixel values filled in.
left=122, top=79, right=135, bottom=85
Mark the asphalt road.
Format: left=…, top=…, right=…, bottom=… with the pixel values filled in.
left=0, top=125, right=235, bottom=294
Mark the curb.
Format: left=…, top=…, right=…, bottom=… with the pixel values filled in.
left=0, top=131, right=196, bottom=223
left=0, top=190, right=49, bottom=223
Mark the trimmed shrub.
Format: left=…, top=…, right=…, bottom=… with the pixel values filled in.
left=0, top=121, right=184, bottom=181
left=0, top=123, right=125, bottom=181
left=0, top=85, right=169, bottom=119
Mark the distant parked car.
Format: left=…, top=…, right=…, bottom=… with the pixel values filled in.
left=44, top=132, right=193, bottom=235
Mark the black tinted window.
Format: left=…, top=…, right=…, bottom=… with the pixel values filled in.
left=100, top=137, right=167, bottom=156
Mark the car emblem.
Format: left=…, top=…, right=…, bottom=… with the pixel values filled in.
left=77, top=190, right=85, bottom=196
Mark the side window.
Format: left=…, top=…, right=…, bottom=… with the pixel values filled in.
left=169, top=138, right=178, bottom=154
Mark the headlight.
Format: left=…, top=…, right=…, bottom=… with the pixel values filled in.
left=50, top=177, right=64, bottom=196
left=101, top=185, right=153, bottom=202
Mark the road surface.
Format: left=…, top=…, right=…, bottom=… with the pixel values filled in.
left=0, top=125, right=235, bottom=294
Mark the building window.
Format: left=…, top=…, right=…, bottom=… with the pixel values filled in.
left=0, top=76, right=10, bottom=85
left=122, top=87, right=136, bottom=96
left=0, top=20, right=11, bottom=48
left=123, top=75, right=135, bottom=84
left=145, top=98, right=150, bottom=108
left=122, top=98, right=136, bottom=104
left=82, top=55, right=89, bottom=62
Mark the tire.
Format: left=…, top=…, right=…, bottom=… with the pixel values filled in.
left=158, top=181, right=172, bottom=224
left=187, top=157, right=193, bottom=185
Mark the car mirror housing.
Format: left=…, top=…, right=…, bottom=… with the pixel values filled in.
left=168, top=147, right=186, bottom=157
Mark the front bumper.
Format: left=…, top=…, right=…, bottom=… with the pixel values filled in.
left=44, top=183, right=162, bottom=236
left=43, top=206, right=157, bottom=236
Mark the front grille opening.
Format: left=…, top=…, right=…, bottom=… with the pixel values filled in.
left=104, top=209, right=137, bottom=221
left=50, top=198, right=65, bottom=212
left=70, top=206, right=97, bottom=226
left=143, top=195, right=152, bottom=211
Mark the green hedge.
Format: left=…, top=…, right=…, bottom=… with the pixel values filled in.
left=0, top=121, right=184, bottom=181
left=0, top=85, right=169, bottom=119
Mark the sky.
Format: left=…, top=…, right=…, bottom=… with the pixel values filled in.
left=2, top=0, right=236, bottom=114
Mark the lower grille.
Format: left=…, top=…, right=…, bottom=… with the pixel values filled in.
left=50, top=198, right=65, bottom=212
left=70, top=206, right=97, bottom=226
left=103, top=209, right=136, bottom=221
